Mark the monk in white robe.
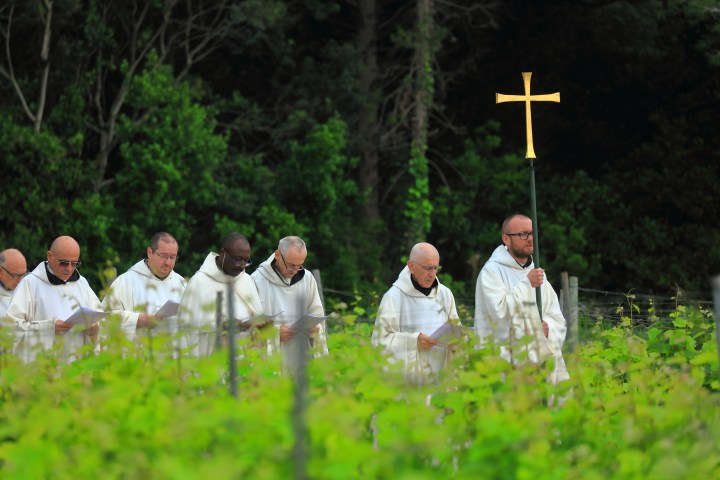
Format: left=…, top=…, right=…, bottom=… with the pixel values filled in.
left=474, top=214, right=569, bottom=385
left=0, top=286, right=11, bottom=323
left=102, top=232, right=186, bottom=344
left=177, top=233, right=263, bottom=357
left=251, top=236, right=328, bottom=362
left=372, top=243, right=461, bottom=385
left=8, top=236, right=101, bottom=363
left=0, top=248, right=28, bottom=354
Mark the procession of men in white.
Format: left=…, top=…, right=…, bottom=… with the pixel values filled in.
left=0, top=222, right=569, bottom=392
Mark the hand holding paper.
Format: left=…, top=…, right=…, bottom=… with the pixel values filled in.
left=280, top=314, right=327, bottom=342
left=64, top=307, right=109, bottom=328
left=430, top=321, right=464, bottom=346
left=230, top=311, right=283, bottom=331
left=154, top=300, right=180, bottom=318
left=289, top=314, right=327, bottom=331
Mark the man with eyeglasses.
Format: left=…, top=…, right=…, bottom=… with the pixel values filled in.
left=177, top=232, right=263, bottom=357
left=251, top=236, right=328, bottom=358
left=101, top=232, right=186, bottom=343
left=474, top=214, right=569, bottom=387
left=8, top=236, right=102, bottom=363
left=372, top=242, right=462, bottom=384
left=0, top=248, right=28, bottom=318
left=0, top=248, right=28, bottom=355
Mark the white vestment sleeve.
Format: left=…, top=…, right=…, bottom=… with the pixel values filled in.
left=101, top=276, right=141, bottom=334
left=371, top=293, right=423, bottom=379
left=8, top=280, right=53, bottom=332
left=475, top=266, right=554, bottom=364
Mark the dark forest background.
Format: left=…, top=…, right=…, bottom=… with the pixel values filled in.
left=1, top=0, right=718, bottom=303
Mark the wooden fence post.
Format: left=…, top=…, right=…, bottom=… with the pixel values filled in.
left=561, top=272, right=570, bottom=315
left=312, top=269, right=325, bottom=308
left=561, top=272, right=579, bottom=352
left=711, top=275, right=720, bottom=380
left=569, top=276, right=579, bottom=349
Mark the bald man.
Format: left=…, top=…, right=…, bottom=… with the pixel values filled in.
left=177, top=232, right=263, bottom=357
left=371, top=242, right=462, bottom=384
left=0, top=248, right=28, bottom=319
left=8, top=236, right=102, bottom=363
left=0, top=248, right=28, bottom=355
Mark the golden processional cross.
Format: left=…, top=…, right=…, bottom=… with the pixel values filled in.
left=496, top=72, right=560, bottom=320
left=496, top=71, right=560, bottom=159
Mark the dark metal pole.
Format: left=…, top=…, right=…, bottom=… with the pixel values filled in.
left=529, top=158, right=543, bottom=320
left=215, top=291, right=223, bottom=351
left=291, top=303, right=309, bottom=480
left=227, top=284, right=238, bottom=398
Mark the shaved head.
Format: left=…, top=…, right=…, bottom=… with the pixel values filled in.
left=409, top=242, right=439, bottom=264
left=221, top=232, right=249, bottom=251
left=217, top=232, right=252, bottom=277
left=0, top=248, right=28, bottom=290
left=0, top=248, right=26, bottom=269
left=407, top=242, right=441, bottom=289
left=47, top=236, right=81, bottom=282
left=50, top=236, right=80, bottom=255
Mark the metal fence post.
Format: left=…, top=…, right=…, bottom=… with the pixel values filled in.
left=226, top=284, right=238, bottom=398
left=215, top=291, right=223, bottom=351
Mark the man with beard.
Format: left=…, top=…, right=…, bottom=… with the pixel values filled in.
left=101, top=232, right=186, bottom=344
left=474, top=214, right=569, bottom=385
left=177, top=232, right=263, bottom=357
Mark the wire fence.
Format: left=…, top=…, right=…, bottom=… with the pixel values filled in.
left=322, top=282, right=717, bottom=331
left=575, top=286, right=713, bottom=321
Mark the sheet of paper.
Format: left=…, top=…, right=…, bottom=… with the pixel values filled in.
left=430, top=321, right=464, bottom=344
left=290, top=314, right=328, bottom=331
left=248, top=311, right=283, bottom=327
left=65, top=306, right=109, bottom=326
left=225, top=311, right=283, bottom=329
left=154, top=300, right=180, bottom=318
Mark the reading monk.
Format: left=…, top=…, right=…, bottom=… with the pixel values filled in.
left=102, top=232, right=186, bottom=343
left=371, top=242, right=461, bottom=384
left=251, top=236, right=328, bottom=358
left=177, top=232, right=263, bottom=357
left=8, top=236, right=102, bottom=363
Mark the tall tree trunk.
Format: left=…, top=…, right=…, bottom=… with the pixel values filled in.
left=0, top=1, right=53, bottom=132
left=405, top=0, right=434, bottom=246
left=357, top=0, right=380, bottom=222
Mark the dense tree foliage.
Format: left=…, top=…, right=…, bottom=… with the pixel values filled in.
left=0, top=0, right=718, bottom=301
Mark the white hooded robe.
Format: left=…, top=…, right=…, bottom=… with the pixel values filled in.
left=101, top=259, right=186, bottom=342
left=8, top=262, right=102, bottom=363
left=371, top=266, right=460, bottom=384
left=177, top=252, right=263, bottom=357
left=251, top=254, right=328, bottom=358
left=474, top=245, right=569, bottom=384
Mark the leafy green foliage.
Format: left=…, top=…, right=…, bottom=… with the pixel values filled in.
left=0, top=305, right=717, bottom=478
left=2, top=0, right=720, bottom=297
left=0, top=115, right=92, bottom=263
left=113, top=60, right=229, bottom=271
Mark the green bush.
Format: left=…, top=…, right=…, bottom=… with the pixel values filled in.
left=0, top=305, right=718, bottom=478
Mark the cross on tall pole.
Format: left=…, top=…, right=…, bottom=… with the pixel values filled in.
left=496, top=72, right=560, bottom=320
